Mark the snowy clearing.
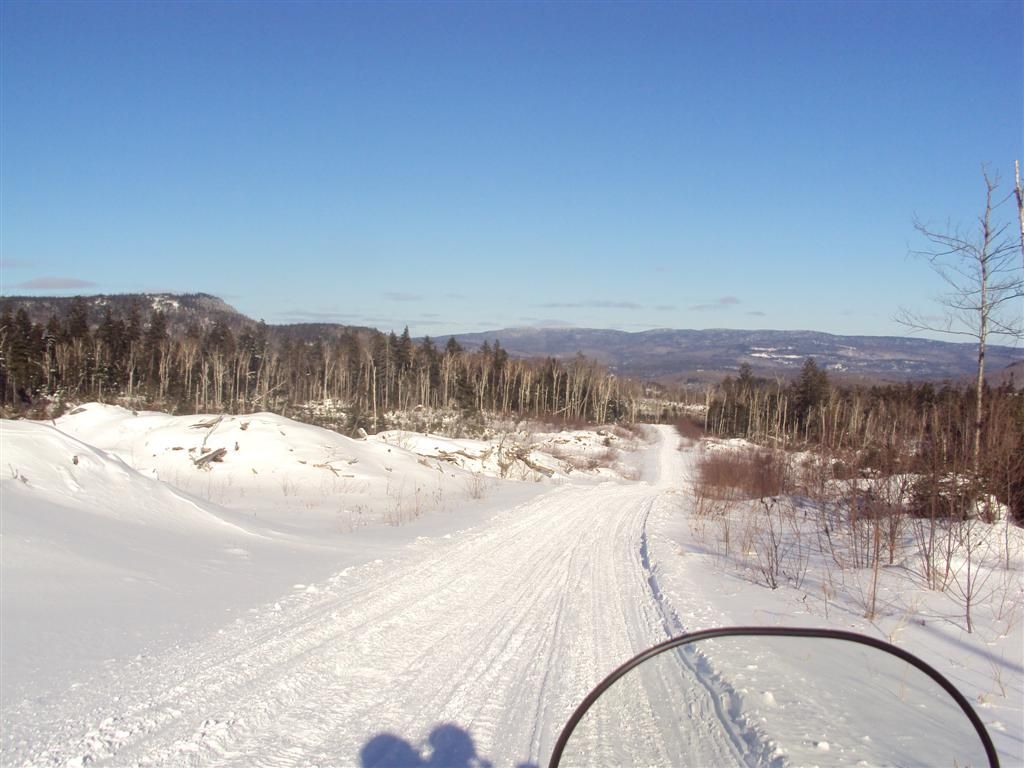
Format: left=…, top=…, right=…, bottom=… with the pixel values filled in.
left=1, top=411, right=1020, bottom=767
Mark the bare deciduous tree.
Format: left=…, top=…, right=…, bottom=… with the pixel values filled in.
left=1016, top=160, right=1024, bottom=269
left=898, top=169, right=1023, bottom=473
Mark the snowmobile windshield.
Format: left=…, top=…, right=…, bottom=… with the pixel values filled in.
left=551, top=627, right=998, bottom=768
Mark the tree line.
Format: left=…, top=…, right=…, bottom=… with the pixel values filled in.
left=0, top=298, right=647, bottom=430
left=703, top=359, right=1024, bottom=522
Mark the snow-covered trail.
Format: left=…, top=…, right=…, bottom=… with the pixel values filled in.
left=8, top=426, right=745, bottom=768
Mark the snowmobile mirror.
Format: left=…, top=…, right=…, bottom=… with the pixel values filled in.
left=550, top=627, right=999, bottom=768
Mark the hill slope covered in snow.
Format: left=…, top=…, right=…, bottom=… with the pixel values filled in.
left=2, top=414, right=1021, bottom=767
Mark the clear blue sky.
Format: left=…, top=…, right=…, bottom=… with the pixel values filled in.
left=2, top=0, right=1021, bottom=338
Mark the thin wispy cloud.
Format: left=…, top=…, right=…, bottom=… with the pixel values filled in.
left=13, top=276, right=97, bottom=290
left=537, top=300, right=642, bottom=310
left=0, top=258, right=32, bottom=269
left=690, top=296, right=741, bottom=311
left=746, top=310, right=767, bottom=317
left=654, top=304, right=676, bottom=311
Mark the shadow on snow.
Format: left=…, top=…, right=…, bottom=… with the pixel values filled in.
left=360, top=723, right=537, bottom=768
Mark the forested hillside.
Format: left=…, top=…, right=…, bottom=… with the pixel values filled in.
left=0, top=296, right=646, bottom=430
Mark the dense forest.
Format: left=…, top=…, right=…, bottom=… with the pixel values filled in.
left=0, top=297, right=650, bottom=430
left=3, top=296, right=1021, bottom=520
left=702, top=359, right=1024, bottom=521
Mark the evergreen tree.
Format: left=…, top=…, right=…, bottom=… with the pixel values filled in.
left=9, top=309, right=43, bottom=400
left=444, top=336, right=463, bottom=356
left=0, top=308, right=10, bottom=402
left=65, top=297, right=90, bottom=341
left=418, top=335, right=441, bottom=402
left=492, top=340, right=508, bottom=372
left=43, top=314, right=61, bottom=392
left=143, top=310, right=168, bottom=388
left=737, top=362, right=754, bottom=391
left=794, top=358, right=829, bottom=420
left=205, top=318, right=236, bottom=356
left=396, top=326, right=414, bottom=373
left=98, top=307, right=127, bottom=391
left=125, top=301, right=142, bottom=349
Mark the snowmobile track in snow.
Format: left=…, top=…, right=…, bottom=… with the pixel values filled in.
left=7, top=427, right=769, bottom=768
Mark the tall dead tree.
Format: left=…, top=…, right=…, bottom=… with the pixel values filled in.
left=898, top=169, right=1023, bottom=474
left=1016, top=160, right=1023, bottom=269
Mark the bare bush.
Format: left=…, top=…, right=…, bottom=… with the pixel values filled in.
left=911, top=513, right=957, bottom=591
left=695, top=447, right=789, bottom=501
left=750, top=497, right=809, bottom=591
left=835, top=478, right=911, bottom=618
left=465, top=471, right=489, bottom=500
left=611, top=422, right=648, bottom=441
left=949, top=515, right=1001, bottom=633
left=674, top=417, right=706, bottom=443
left=909, top=473, right=982, bottom=521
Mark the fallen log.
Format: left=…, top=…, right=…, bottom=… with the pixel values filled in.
left=510, top=447, right=555, bottom=477
left=194, top=447, right=227, bottom=468
left=190, top=416, right=223, bottom=430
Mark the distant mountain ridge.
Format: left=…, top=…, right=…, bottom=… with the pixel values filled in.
left=0, top=293, right=383, bottom=340
left=1, top=293, right=1019, bottom=384
left=0, top=293, right=247, bottom=332
left=447, top=327, right=1024, bottom=384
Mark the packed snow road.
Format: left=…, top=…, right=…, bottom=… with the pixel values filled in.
left=7, top=427, right=748, bottom=768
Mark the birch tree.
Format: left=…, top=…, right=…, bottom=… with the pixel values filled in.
left=898, top=169, right=1023, bottom=473
left=1015, top=160, right=1023, bottom=268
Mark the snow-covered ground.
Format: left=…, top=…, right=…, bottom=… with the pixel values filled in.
left=1, top=409, right=1020, bottom=767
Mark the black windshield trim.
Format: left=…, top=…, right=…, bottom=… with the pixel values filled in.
left=548, top=626, right=999, bottom=768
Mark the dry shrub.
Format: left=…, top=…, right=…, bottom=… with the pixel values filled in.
left=674, top=416, right=706, bottom=442
left=549, top=444, right=619, bottom=472
left=909, top=474, right=982, bottom=521
left=696, top=448, right=789, bottom=501
left=612, top=423, right=647, bottom=441
left=546, top=414, right=593, bottom=431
